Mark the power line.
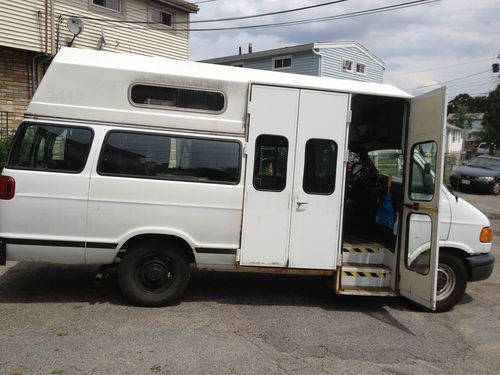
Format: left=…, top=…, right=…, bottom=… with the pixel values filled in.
left=386, top=57, right=495, bottom=77
left=187, top=0, right=439, bottom=31
left=190, top=0, right=347, bottom=24
left=193, top=0, right=217, bottom=4
left=64, top=0, right=348, bottom=25
left=62, top=0, right=438, bottom=31
left=403, top=70, right=491, bottom=91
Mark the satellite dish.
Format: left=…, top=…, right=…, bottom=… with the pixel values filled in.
left=67, top=17, right=84, bottom=36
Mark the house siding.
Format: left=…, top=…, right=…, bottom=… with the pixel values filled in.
left=0, top=0, right=47, bottom=53
left=320, top=46, right=384, bottom=83
left=0, top=0, right=191, bottom=59
left=55, top=0, right=190, bottom=59
left=228, top=51, right=320, bottom=77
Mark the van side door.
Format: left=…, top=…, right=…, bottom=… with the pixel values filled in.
left=240, top=85, right=349, bottom=269
left=399, top=87, right=447, bottom=310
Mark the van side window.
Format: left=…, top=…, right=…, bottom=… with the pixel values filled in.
left=303, top=139, right=337, bottom=195
left=98, top=131, right=241, bottom=184
left=7, top=123, right=93, bottom=173
left=253, top=135, right=288, bottom=191
left=130, top=84, right=225, bottom=113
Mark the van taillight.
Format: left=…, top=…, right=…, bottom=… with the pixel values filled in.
left=0, top=176, right=15, bottom=200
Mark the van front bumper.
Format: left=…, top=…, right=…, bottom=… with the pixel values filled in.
left=466, top=253, right=495, bottom=281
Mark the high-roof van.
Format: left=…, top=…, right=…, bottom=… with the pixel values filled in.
left=0, top=48, right=494, bottom=311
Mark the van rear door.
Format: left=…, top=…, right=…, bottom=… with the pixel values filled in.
left=398, top=87, right=447, bottom=310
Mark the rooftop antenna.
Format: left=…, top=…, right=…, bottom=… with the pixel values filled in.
left=98, top=26, right=107, bottom=50
left=67, top=17, right=84, bottom=47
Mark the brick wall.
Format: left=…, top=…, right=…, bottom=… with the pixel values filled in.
left=0, top=47, right=35, bottom=132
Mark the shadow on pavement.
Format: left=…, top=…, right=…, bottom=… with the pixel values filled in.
left=0, top=262, right=418, bottom=314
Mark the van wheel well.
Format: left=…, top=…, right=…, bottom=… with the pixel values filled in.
left=440, top=247, right=471, bottom=280
left=117, top=234, right=196, bottom=264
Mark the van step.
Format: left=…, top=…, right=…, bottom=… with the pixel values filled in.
left=341, top=264, right=391, bottom=288
left=342, top=243, right=386, bottom=265
left=338, top=286, right=397, bottom=297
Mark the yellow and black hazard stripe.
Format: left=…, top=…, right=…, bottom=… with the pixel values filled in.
left=342, top=271, right=386, bottom=278
left=342, top=246, right=380, bottom=254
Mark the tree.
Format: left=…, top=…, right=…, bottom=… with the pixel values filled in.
left=475, top=85, right=500, bottom=146
left=448, top=104, right=473, bottom=129
left=447, top=93, right=488, bottom=114
left=447, top=93, right=475, bottom=114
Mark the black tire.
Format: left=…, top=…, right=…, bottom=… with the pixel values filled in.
left=492, top=180, right=500, bottom=196
left=118, top=243, right=191, bottom=307
left=435, top=252, right=467, bottom=312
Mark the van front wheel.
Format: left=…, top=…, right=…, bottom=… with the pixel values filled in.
left=435, top=252, right=467, bottom=312
left=118, top=244, right=190, bottom=307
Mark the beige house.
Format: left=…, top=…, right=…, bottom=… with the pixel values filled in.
left=0, top=0, right=198, bottom=130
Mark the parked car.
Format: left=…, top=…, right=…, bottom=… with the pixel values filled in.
left=476, top=142, right=490, bottom=155
left=450, top=156, right=500, bottom=195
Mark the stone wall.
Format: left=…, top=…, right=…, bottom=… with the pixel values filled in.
left=0, top=47, right=35, bottom=132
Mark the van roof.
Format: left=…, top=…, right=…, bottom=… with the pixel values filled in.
left=27, top=48, right=412, bottom=134
left=49, top=47, right=409, bottom=97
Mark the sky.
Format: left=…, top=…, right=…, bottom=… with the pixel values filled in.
left=189, top=0, right=500, bottom=99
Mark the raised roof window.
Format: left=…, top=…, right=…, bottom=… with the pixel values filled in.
left=130, top=84, right=225, bottom=113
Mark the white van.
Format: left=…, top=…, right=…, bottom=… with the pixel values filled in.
left=0, top=48, right=494, bottom=311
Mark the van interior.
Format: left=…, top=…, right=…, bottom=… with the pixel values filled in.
left=343, top=95, right=408, bottom=254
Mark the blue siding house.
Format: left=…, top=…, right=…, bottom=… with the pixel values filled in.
left=202, top=42, right=386, bottom=83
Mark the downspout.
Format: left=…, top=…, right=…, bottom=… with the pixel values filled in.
left=44, top=0, right=49, bottom=54
left=312, top=46, right=322, bottom=77
left=50, top=0, right=55, bottom=55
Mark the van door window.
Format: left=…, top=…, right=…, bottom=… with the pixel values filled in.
left=303, top=139, right=337, bottom=194
left=253, top=135, right=288, bottom=191
left=7, top=123, right=93, bottom=173
left=409, top=141, right=437, bottom=201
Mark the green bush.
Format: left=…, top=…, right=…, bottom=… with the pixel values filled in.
left=0, top=133, right=14, bottom=170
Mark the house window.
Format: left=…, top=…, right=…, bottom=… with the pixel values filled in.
left=91, top=0, right=122, bottom=13
left=342, top=59, right=353, bottom=72
left=150, top=9, right=173, bottom=27
left=130, top=84, right=225, bottom=113
left=273, top=56, right=292, bottom=70
left=356, top=63, right=366, bottom=75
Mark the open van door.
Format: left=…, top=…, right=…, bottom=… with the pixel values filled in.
left=398, top=87, right=447, bottom=310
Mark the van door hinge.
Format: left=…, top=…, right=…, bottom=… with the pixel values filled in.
left=344, top=149, right=350, bottom=163
left=346, top=110, right=352, bottom=124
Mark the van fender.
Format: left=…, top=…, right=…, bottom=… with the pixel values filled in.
left=116, top=227, right=198, bottom=251
left=406, top=239, right=484, bottom=267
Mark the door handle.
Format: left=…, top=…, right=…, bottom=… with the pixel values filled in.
left=297, top=201, right=309, bottom=207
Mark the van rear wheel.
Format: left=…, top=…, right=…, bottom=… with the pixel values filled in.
left=435, top=252, right=467, bottom=312
left=118, top=244, right=190, bottom=307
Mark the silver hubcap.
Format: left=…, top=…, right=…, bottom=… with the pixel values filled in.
left=493, top=182, right=500, bottom=195
left=436, top=264, right=456, bottom=301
